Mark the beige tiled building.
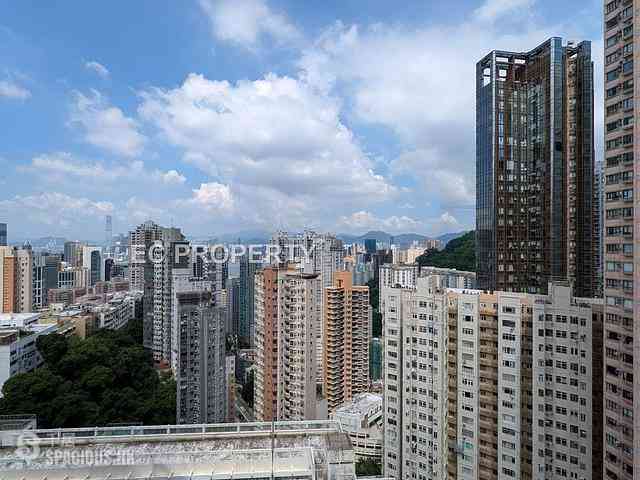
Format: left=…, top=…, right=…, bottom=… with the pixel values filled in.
left=254, top=265, right=321, bottom=421
left=602, top=1, right=640, bottom=479
left=323, top=271, right=370, bottom=414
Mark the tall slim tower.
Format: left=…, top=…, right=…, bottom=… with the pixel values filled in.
left=476, top=37, right=596, bottom=296
left=175, top=291, right=226, bottom=424
left=602, top=2, right=640, bottom=479
left=323, top=271, right=369, bottom=414
left=0, top=223, right=6, bottom=246
left=105, top=215, right=112, bottom=250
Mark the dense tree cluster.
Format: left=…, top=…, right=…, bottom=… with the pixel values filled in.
left=0, top=318, right=176, bottom=428
left=417, top=231, right=476, bottom=272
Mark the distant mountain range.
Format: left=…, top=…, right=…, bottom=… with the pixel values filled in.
left=12, top=230, right=470, bottom=250
left=336, top=230, right=469, bottom=247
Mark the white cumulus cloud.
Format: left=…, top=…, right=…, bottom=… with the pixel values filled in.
left=198, top=0, right=300, bottom=50
left=70, top=90, right=146, bottom=157
left=0, top=79, right=31, bottom=100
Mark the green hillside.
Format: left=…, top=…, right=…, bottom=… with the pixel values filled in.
left=416, top=231, right=475, bottom=272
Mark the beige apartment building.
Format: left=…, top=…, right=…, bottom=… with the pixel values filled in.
left=602, top=2, right=640, bottom=480
left=323, top=271, right=370, bottom=414
left=254, top=265, right=321, bottom=421
left=0, top=246, right=33, bottom=313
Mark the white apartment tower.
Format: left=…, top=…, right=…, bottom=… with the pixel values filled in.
left=382, top=277, right=449, bottom=480
left=383, top=280, right=603, bottom=480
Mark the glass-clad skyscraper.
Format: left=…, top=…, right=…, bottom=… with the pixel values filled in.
left=476, top=37, right=597, bottom=296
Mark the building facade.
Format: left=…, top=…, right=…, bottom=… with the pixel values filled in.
left=0, top=246, right=33, bottom=313
left=175, top=291, right=226, bottom=425
left=382, top=279, right=604, bottom=480
left=602, top=3, right=640, bottom=480
left=254, top=266, right=321, bottom=421
left=323, top=271, right=370, bottom=414
left=476, top=38, right=597, bottom=297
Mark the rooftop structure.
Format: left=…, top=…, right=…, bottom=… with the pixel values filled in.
left=0, top=420, right=357, bottom=480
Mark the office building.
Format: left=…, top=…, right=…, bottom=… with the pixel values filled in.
left=175, top=291, right=226, bottom=425
left=476, top=38, right=597, bottom=297
left=105, top=214, right=112, bottom=250
left=602, top=3, right=640, bottom=479
left=0, top=246, right=33, bottom=313
left=81, top=245, right=102, bottom=286
left=381, top=279, right=603, bottom=480
left=323, top=271, right=370, bottom=414
left=364, top=238, right=377, bottom=254
left=57, top=266, right=88, bottom=289
left=238, top=251, right=258, bottom=347
left=32, top=254, right=60, bottom=310
left=0, top=421, right=357, bottom=480
left=0, top=223, right=6, bottom=246
left=63, top=240, right=84, bottom=268
left=254, top=266, right=321, bottom=421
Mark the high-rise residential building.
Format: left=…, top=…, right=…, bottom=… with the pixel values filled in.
left=254, top=266, right=321, bottom=421
left=381, top=278, right=604, bottom=480
left=269, top=230, right=345, bottom=384
left=382, top=277, right=449, bottom=480
left=602, top=1, right=639, bottom=478
left=323, top=271, right=370, bottom=414
left=226, top=277, right=240, bottom=336
left=476, top=38, right=597, bottom=297
left=0, top=223, right=6, bottom=246
left=32, top=254, right=60, bottom=310
left=128, top=221, right=185, bottom=363
left=129, top=221, right=163, bottom=349
left=170, top=243, right=213, bottom=373
left=380, top=263, right=418, bottom=290
left=238, top=251, right=258, bottom=347
left=0, top=246, right=33, bottom=313
left=175, top=291, right=226, bottom=425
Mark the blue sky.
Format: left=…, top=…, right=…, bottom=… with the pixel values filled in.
left=0, top=0, right=602, bottom=241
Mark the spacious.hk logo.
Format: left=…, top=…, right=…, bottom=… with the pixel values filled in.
left=15, top=431, right=40, bottom=464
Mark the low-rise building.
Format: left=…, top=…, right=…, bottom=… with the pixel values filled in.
left=332, top=393, right=383, bottom=461
left=0, top=313, right=58, bottom=393
left=0, top=421, right=357, bottom=480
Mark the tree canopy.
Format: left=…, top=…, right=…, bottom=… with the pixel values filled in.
left=416, top=231, right=476, bottom=272
left=0, top=318, right=175, bottom=428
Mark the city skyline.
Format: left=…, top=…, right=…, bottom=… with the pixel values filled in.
left=0, top=0, right=602, bottom=239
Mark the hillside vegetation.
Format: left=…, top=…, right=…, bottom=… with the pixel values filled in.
left=416, top=230, right=476, bottom=272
